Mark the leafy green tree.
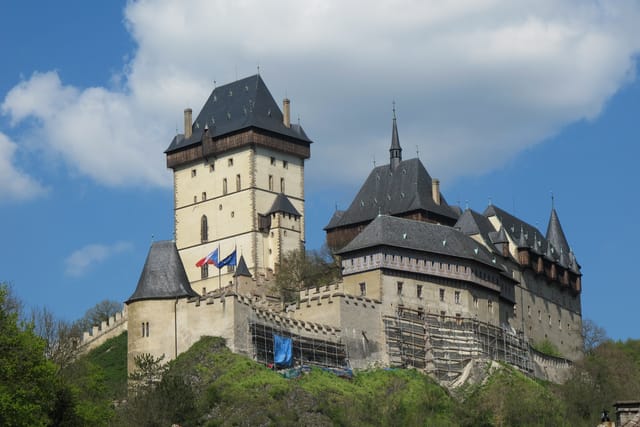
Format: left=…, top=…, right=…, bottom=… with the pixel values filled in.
left=274, top=246, right=340, bottom=302
left=0, top=283, right=58, bottom=426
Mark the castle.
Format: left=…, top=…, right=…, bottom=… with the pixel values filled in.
left=81, top=74, right=583, bottom=383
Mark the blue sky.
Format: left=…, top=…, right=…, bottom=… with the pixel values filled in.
left=1, top=1, right=639, bottom=341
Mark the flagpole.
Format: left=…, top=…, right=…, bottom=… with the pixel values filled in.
left=218, top=243, right=221, bottom=290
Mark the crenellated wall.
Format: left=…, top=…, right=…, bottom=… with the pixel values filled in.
left=79, top=306, right=128, bottom=353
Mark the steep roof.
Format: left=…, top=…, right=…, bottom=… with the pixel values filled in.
left=126, top=241, right=197, bottom=303
left=484, top=205, right=548, bottom=253
left=325, top=158, right=459, bottom=230
left=233, top=255, right=252, bottom=278
left=266, top=193, right=301, bottom=217
left=546, top=208, right=571, bottom=259
left=166, top=74, right=311, bottom=154
left=455, top=208, right=500, bottom=253
left=338, top=215, right=501, bottom=269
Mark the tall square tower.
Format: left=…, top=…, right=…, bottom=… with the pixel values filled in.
left=165, top=75, right=311, bottom=292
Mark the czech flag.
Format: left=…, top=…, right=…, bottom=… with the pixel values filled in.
left=195, top=248, right=218, bottom=267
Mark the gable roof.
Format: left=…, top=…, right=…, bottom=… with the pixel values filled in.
left=337, top=215, right=502, bottom=270
left=126, top=241, right=197, bottom=303
left=325, top=158, right=459, bottom=230
left=166, top=74, right=311, bottom=154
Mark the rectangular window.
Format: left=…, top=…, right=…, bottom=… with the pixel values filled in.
left=223, top=178, right=228, bottom=195
left=359, top=282, right=366, bottom=296
left=439, top=288, right=445, bottom=302
left=268, top=175, right=274, bottom=191
left=142, top=322, right=150, bottom=337
left=227, top=265, right=235, bottom=273
left=270, top=156, right=276, bottom=165
left=440, top=311, right=446, bottom=322
left=488, top=300, right=493, bottom=313
left=228, top=158, right=233, bottom=166
left=141, top=322, right=145, bottom=337
left=416, top=284, right=423, bottom=299
left=191, top=169, right=197, bottom=177
left=397, top=281, right=403, bottom=296
left=146, top=322, right=149, bottom=337
left=283, top=160, right=288, bottom=169
left=538, top=310, right=541, bottom=321
left=280, top=178, right=285, bottom=193
left=201, top=192, right=206, bottom=201
left=548, top=314, right=552, bottom=326
left=454, top=291, right=460, bottom=304
left=473, top=296, right=478, bottom=309
left=236, top=174, right=241, bottom=191
left=201, top=263, right=209, bottom=279
left=209, top=163, right=215, bottom=172
left=528, top=305, right=531, bottom=317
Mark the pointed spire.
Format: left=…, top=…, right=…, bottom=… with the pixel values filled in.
left=546, top=207, right=570, bottom=259
left=390, top=102, right=402, bottom=169
left=233, top=255, right=252, bottom=278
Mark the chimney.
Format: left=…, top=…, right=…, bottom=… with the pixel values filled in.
left=283, top=98, right=291, bottom=128
left=432, top=179, right=441, bottom=205
left=184, top=108, right=192, bottom=138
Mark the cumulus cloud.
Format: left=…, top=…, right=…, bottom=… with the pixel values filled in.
left=64, top=241, right=133, bottom=277
left=2, top=0, right=640, bottom=191
left=0, top=132, right=47, bottom=201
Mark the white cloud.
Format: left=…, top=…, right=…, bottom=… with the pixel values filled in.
left=64, top=241, right=133, bottom=278
left=2, top=0, right=640, bottom=191
left=0, top=132, right=47, bottom=201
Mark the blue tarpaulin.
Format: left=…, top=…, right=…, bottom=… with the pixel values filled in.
left=273, top=334, right=293, bottom=367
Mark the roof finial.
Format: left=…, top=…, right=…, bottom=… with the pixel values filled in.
left=488, top=196, right=493, bottom=206
left=416, top=145, right=420, bottom=159
left=213, top=79, right=217, bottom=88
left=257, top=64, right=260, bottom=75
left=373, top=155, right=376, bottom=167
left=550, top=191, right=555, bottom=209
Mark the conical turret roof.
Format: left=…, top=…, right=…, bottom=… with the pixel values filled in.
left=126, top=241, right=197, bottom=303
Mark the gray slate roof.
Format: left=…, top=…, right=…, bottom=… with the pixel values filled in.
left=126, top=241, right=197, bottom=303
left=234, top=255, right=252, bottom=278
left=455, top=208, right=501, bottom=253
left=338, top=215, right=502, bottom=270
left=325, top=158, right=459, bottom=230
left=166, top=74, right=311, bottom=154
left=484, top=205, right=580, bottom=272
left=266, top=193, right=301, bottom=217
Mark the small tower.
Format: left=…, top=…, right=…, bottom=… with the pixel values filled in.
left=125, top=241, right=197, bottom=375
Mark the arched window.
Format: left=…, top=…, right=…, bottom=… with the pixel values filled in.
left=268, top=175, right=274, bottom=191
left=223, top=178, right=228, bottom=195
left=236, top=174, right=241, bottom=191
left=280, top=178, right=285, bottom=193
left=201, top=215, right=208, bottom=242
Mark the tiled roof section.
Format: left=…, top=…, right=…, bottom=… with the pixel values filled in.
left=165, top=74, right=311, bottom=154
left=325, top=158, right=459, bottom=229
left=337, top=215, right=500, bottom=269
left=126, top=241, right=197, bottom=303
left=484, top=205, right=548, bottom=253
left=546, top=208, right=571, bottom=260
left=266, top=193, right=301, bottom=217
left=324, top=210, right=345, bottom=230
left=234, top=255, right=252, bottom=278
left=455, top=209, right=500, bottom=252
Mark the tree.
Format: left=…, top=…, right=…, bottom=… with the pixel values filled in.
left=273, top=247, right=341, bottom=303
left=582, top=318, right=608, bottom=355
left=32, top=306, right=79, bottom=369
left=0, top=283, right=59, bottom=426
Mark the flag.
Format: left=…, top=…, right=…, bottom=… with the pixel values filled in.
left=195, top=248, right=219, bottom=267
left=217, top=248, right=237, bottom=268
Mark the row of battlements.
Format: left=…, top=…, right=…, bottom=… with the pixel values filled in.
left=80, top=307, right=128, bottom=351
left=253, top=305, right=342, bottom=338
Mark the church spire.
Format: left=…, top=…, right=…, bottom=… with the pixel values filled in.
left=390, top=103, right=402, bottom=169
